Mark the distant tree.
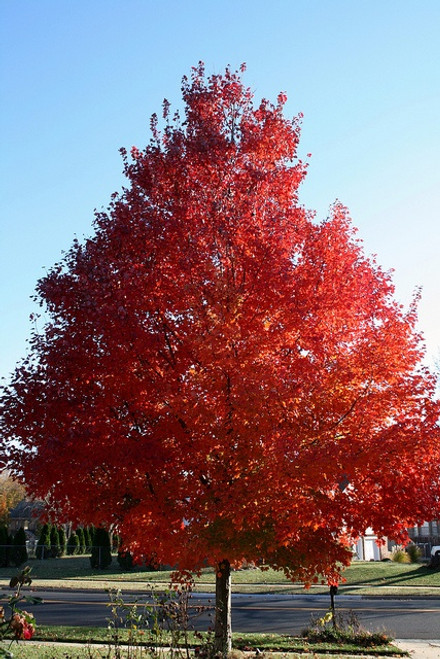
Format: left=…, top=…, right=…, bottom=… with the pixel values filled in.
left=0, top=474, right=25, bottom=526
left=90, top=528, right=112, bottom=569
left=12, top=527, right=28, bottom=566
left=67, top=532, right=80, bottom=556
left=36, top=523, right=51, bottom=560
left=0, top=495, right=8, bottom=529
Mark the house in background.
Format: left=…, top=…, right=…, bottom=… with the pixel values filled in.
left=407, top=520, right=440, bottom=558
left=8, top=499, right=45, bottom=553
left=354, top=520, right=440, bottom=561
left=353, top=529, right=393, bottom=561
left=8, top=499, right=44, bottom=534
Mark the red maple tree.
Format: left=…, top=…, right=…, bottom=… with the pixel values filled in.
left=1, top=64, right=439, bottom=653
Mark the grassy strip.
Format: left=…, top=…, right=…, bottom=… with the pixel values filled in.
left=233, top=632, right=403, bottom=655
left=0, top=647, right=409, bottom=659
left=25, top=626, right=404, bottom=656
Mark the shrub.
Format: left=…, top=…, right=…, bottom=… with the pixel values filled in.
left=67, top=532, right=80, bottom=555
left=83, top=526, right=92, bottom=552
left=117, top=548, right=134, bottom=570
left=302, top=609, right=392, bottom=646
left=88, top=525, right=96, bottom=544
left=406, top=543, right=422, bottom=563
left=76, top=527, right=85, bottom=554
left=11, top=528, right=28, bottom=566
left=58, top=526, right=66, bottom=556
left=36, top=524, right=51, bottom=560
left=7, top=534, right=14, bottom=562
left=0, top=525, right=10, bottom=567
left=90, top=527, right=112, bottom=569
left=391, top=549, right=410, bottom=563
left=112, top=533, right=120, bottom=551
left=50, top=525, right=61, bottom=558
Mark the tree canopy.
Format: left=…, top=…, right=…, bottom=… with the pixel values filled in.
left=1, top=63, right=439, bottom=589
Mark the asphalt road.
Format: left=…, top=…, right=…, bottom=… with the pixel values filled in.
left=14, top=591, right=440, bottom=639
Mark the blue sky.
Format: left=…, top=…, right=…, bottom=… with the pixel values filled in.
left=1, top=0, right=439, bottom=382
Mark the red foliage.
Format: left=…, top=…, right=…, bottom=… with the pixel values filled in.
left=1, top=64, right=439, bottom=586
left=10, top=612, right=35, bottom=640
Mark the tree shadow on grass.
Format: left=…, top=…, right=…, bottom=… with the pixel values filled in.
left=346, top=565, right=440, bottom=587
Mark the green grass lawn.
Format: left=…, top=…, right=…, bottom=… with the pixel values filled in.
left=27, top=626, right=399, bottom=651
left=0, top=627, right=404, bottom=658
left=0, top=556, right=439, bottom=595
left=341, top=561, right=440, bottom=589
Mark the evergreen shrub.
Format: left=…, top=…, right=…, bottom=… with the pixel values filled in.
left=36, top=523, right=51, bottom=560
left=76, top=527, right=85, bottom=554
left=90, top=527, right=112, bottom=569
left=67, top=532, right=80, bottom=556
left=50, top=525, right=61, bottom=558
left=0, top=525, right=10, bottom=567
left=117, top=549, right=134, bottom=570
left=58, top=527, right=66, bottom=556
left=12, top=527, right=28, bottom=566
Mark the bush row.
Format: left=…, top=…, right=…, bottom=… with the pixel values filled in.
left=0, top=526, right=28, bottom=567
left=1, top=523, right=135, bottom=571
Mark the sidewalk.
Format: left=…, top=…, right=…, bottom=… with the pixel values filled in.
left=395, top=640, right=440, bottom=659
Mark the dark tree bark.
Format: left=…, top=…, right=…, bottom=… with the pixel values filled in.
left=214, top=559, right=232, bottom=656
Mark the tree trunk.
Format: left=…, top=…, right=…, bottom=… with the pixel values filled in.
left=214, top=559, right=232, bottom=656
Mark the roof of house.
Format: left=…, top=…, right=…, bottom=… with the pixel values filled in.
left=9, top=499, right=44, bottom=520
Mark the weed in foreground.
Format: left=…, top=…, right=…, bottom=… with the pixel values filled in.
left=106, top=581, right=215, bottom=658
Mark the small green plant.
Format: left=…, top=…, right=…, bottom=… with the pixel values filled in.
left=406, top=543, right=422, bottom=563
left=391, top=548, right=410, bottom=563
left=107, top=588, right=147, bottom=658
left=106, top=586, right=177, bottom=658
left=106, top=580, right=212, bottom=658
